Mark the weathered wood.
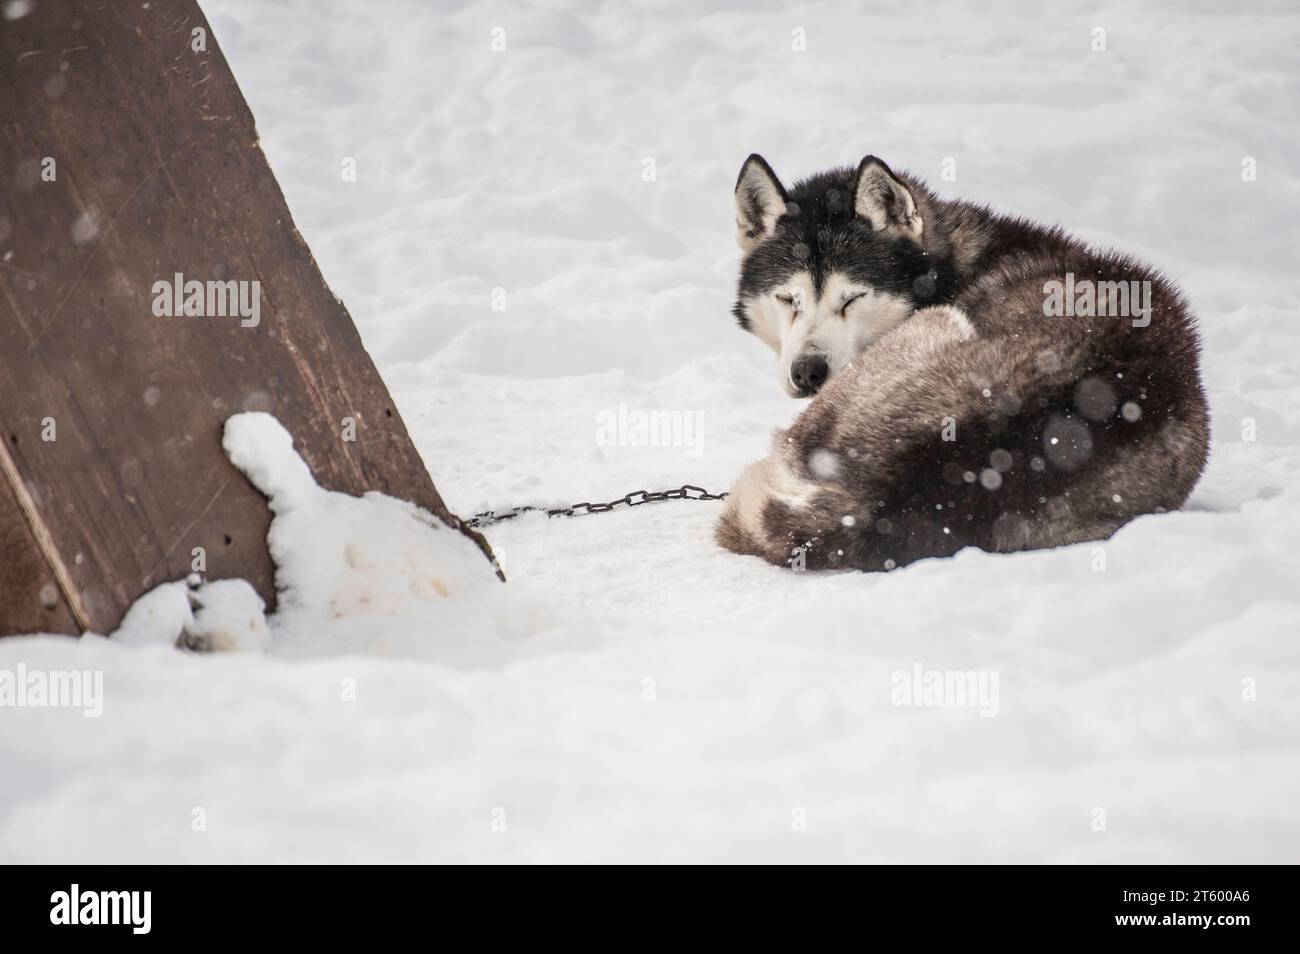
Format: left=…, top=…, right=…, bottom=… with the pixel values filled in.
left=0, top=0, right=496, bottom=635
left=0, top=444, right=80, bottom=634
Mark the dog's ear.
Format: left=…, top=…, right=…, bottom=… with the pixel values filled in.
left=852, top=156, right=922, bottom=241
left=735, top=154, right=787, bottom=251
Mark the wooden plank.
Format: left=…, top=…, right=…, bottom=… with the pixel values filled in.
left=0, top=0, right=497, bottom=635
left=0, top=441, right=80, bottom=635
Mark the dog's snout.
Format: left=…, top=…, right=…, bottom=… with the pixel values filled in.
left=790, top=354, right=829, bottom=397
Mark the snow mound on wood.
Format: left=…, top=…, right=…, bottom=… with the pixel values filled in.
left=111, top=578, right=269, bottom=653
left=111, top=412, right=573, bottom=663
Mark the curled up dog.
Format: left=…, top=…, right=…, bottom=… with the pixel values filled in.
left=717, top=154, right=1209, bottom=572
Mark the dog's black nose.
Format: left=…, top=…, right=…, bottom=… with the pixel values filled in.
left=791, top=354, right=829, bottom=396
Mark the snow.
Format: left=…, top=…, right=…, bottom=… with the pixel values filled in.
left=3, top=0, right=1300, bottom=862
left=109, top=412, right=546, bottom=659
left=220, top=411, right=565, bottom=661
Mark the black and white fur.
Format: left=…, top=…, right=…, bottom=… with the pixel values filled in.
left=718, top=154, right=1210, bottom=571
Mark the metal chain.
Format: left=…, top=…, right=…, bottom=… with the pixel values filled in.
left=464, top=484, right=729, bottom=530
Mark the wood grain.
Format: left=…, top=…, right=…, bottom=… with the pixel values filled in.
left=0, top=0, right=497, bottom=635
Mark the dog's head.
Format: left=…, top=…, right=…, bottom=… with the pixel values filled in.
left=732, top=154, right=947, bottom=397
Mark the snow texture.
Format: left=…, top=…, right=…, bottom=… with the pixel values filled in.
left=2, top=0, right=1299, bottom=862
left=111, top=578, right=270, bottom=654
left=110, top=412, right=550, bottom=660
left=220, top=411, right=565, bottom=661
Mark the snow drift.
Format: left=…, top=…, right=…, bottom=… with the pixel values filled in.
left=112, top=412, right=567, bottom=664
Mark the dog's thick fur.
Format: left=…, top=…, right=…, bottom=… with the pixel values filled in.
left=718, top=154, right=1209, bottom=571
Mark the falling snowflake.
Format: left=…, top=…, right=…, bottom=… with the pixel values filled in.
left=71, top=211, right=100, bottom=245
left=808, top=448, right=839, bottom=479
left=2, top=0, right=33, bottom=22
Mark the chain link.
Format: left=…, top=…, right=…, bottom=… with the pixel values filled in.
left=464, top=484, right=729, bottom=530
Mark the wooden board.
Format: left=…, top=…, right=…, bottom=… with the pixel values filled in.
left=0, top=0, right=497, bottom=635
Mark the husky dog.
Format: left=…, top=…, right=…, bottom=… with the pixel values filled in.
left=717, top=154, right=1209, bottom=571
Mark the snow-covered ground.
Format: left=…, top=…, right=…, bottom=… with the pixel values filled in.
left=3, top=0, right=1299, bottom=862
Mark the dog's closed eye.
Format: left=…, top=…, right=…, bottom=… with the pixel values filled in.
left=775, top=293, right=802, bottom=316
left=841, top=292, right=867, bottom=314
